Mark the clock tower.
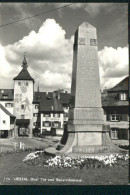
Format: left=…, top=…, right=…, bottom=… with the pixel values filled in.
left=13, top=54, right=34, bottom=137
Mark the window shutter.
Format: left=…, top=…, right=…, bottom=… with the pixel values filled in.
left=52, top=122, right=54, bottom=127
left=117, top=93, right=120, bottom=100
left=122, top=114, right=128, bottom=121
left=43, top=121, right=45, bottom=126
left=58, top=122, right=61, bottom=128
left=107, top=114, right=110, bottom=121
left=49, top=121, right=51, bottom=127
left=5, top=103, right=7, bottom=107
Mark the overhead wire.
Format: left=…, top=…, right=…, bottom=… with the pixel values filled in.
left=0, top=3, right=77, bottom=28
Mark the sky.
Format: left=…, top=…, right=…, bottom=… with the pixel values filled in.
left=0, top=3, right=128, bottom=92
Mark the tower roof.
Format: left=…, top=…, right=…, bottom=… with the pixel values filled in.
left=13, top=54, right=34, bottom=83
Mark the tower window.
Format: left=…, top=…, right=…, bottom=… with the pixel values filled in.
left=21, top=105, right=25, bottom=109
left=18, top=82, right=21, bottom=86
left=21, top=115, right=25, bottom=119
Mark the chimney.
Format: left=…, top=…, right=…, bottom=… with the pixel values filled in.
left=57, top=91, right=60, bottom=100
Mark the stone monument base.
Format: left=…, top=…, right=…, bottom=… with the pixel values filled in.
left=55, top=125, right=127, bottom=155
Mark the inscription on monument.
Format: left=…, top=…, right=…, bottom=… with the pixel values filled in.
left=90, top=39, right=97, bottom=46
left=78, top=38, right=85, bottom=45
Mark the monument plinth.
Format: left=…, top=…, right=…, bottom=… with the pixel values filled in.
left=57, top=22, right=126, bottom=154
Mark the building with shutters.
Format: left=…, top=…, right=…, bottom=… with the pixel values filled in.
left=102, top=76, right=129, bottom=140
left=0, top=56, right=65, bottom=138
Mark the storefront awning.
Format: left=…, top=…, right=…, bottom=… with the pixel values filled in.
left=16, top=119, right=30, bottom=125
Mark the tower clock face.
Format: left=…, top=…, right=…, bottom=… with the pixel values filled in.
left=20, top=85, right=27, bottom=93
left=20, top=82, right=27, bottom=93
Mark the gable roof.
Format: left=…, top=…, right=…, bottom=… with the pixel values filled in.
left=107, top=76, right=129, bottom=92
left=0, top=103, right=15, bottom=117
left=39, top=92, right=63, bottom=112
left=58, top=93, right=71, bottom=104
left=102, top=93, right=128, bottom=107
left=0, top=89, right=14, bottom=100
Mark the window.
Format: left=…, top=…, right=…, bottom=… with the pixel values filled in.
left=33, top=113, right=39, bottom=117
left=5, top=103, right=13, bottom=108
left=21, top=105, right=25, bottom=109
left=120, top=93, right=127, bottom=100
left=54, top=122, right=59, bottom=128
left=110, top=114, right=119, bottom=121
left=26, top=82, right=28, bottom=86
left=34, top=122, right=40, bottom=126
left=18, top=82, right=21, bottom=86
left=3, top=120, right=6, bottom=124
left=53, top=113, right=60, bottom=117
left=2, top=95, right=8, bottom=99
left=35, top=105, right=39, bottom=109
left=21, top=115, right=25, bottom=119
left=64, top=112, right=68, bottom=117
left=43, top=121, right=50, bottom=127
left=44, top=113, right=50, bottom=117
left=111, top=128, right=118, bottom=139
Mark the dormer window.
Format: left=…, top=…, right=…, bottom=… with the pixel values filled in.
left=120, top=93, right=127, bottom=100
left=2, top=95, right=8, bottom=99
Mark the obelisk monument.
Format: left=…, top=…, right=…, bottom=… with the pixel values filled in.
left=58, top=22, right=126, bottom=154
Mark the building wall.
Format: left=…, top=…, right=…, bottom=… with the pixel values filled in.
left=33, top=104, right=40, bottom=130
left=0, top=101, right=13, bottom=114
left=103, top=106, right=129, bottom=140
left=40, top=113, right=64, bottom=133
left=13, top=80, right=34, bottom=137
left=0, top=109, right=10, bottom=130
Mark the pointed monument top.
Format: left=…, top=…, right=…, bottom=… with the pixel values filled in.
left=79, top=22, right=96, bottom=29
